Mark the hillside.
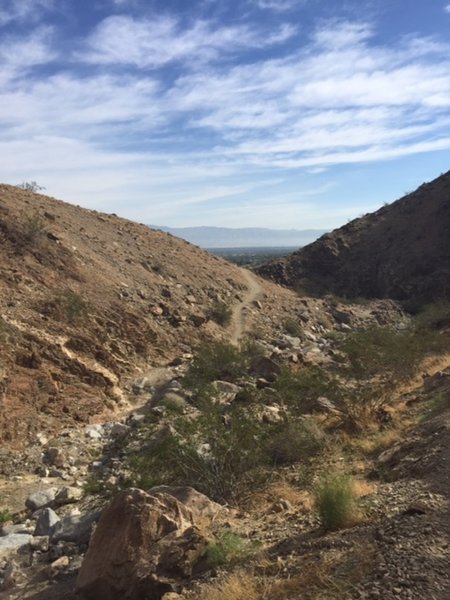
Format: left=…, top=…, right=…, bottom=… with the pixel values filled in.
left=0, top=184, right=448, bottom=600
left=257, top=171, right=450, bottom=305
left=0, top=184, right=307, bottom=447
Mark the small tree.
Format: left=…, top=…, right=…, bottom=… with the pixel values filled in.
left=17, top=181, right=46, bottom=193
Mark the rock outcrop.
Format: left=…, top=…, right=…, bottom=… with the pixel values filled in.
left=76, top=488, right=210, bottom=600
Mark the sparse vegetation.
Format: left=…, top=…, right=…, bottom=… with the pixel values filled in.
left=184, top=341, right=247, bottom=391
left=0, top=509, right=12, bottom=524
left=274, top=365, right=340, bottom=414
left=208, top=300, right=233, bottom=326
left=315, top=472, right=358, bottom=530
left=60, top=288, right=89, bottom=322
left=83, top=477, right=103, bottom=496
left=205, top=530, right=260, bottom=567
left=22, top=214, right=47, bottom=243
left=282, top=317, right=302, bottom=337
left=128, top=403, right=274, bottom=502
left=17, top=181, right=46, bottom=193
left=40, top=288, right=89, bottom=324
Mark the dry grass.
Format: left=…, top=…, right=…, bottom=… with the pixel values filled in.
left=192, top=571, right=260, bottom=600
left=241, top=479, right=313, bottom=513
left=191, top=543, right=377, bottom=600
left=344, top=428, right=402, bottom=457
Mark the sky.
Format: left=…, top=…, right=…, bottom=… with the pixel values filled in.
left=1, top=0, right=450, bottom=230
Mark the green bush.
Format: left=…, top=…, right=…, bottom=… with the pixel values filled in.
left=128, top=403, right=276, bottom=503
left=60, top=289, right=89, bottom=323
left=208, top=301, right=233, bottom=326
left=0, top=509, right=12, bottom=524
left=282, top=317, right=302, bottom=337
left=274, top=366, right=341, bottom=414
left=205, top=530, right=259, bottom=567
left=315, top=473, right=357, bottom=530
left=414, top=301, right=450, bottom=331
left=184, top=341, right=247, bottom=391
left=337, top=326, right=446, bottom=381
left=270, top=419, right=324, bottom=465
left=22, top=214, right=47, bottom=243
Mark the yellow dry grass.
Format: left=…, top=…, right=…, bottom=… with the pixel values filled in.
left=241, top=479, right=313, bottom=513
left=194, top=571, right=260, bottom=600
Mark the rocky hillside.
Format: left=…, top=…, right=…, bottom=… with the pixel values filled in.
left=0, top=184, right=304, bottom=447
left=0, top=184, right=449, bottom=600
left=257, top=171, right=450, bottom=304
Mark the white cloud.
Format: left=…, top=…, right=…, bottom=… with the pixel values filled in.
left=166, top=20, right=450, bottom=172
left=252, top=0, right=301, bottom=12
left=80, top=15, right=296, bottom=67
left=1, top=15, right=450, bottom=227
left=0, top=28, right=56, bottom=86
left=0, top=0, right=56, bottom=26
left=445, top=4, right=450, bottom=14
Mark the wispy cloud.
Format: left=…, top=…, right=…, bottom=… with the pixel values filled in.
left=1, top=9, right=450, bottom=227
left=252, top=0, right=302, bottom=12
left=0, top=0, right=56, bottom=26
left=0, top=27, right=56, bottom=85
left=81, top=15, right=296, bottom=68
left=445, top=4, right=450, bottom=14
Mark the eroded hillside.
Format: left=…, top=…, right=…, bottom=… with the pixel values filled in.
left=0, top=185, right=297, bottom=446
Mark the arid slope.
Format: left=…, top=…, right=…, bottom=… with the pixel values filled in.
left=0, top=185, right=295, bottom=446
left=257, top=170, right=450, bottom=304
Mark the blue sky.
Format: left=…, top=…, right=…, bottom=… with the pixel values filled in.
left=1, top=0, right=450, bottom=229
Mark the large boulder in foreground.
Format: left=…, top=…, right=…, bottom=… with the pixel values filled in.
left=76, top=488, right=209, bottom=600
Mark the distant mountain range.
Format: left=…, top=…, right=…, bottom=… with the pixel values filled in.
left=149, top=226, right=327, bottom=248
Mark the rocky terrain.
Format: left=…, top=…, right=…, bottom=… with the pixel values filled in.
left=0, top=184, right=318, bottom=447
left=0, top=183, right=448, bottom=600
left=257, top=171, right=450, bottom=305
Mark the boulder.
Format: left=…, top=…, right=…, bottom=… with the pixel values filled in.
left=148, top=486, right=223, bottom=523
left=54, top=486, right=83, bottom=506
left=77, top=488, right=208, bottom=600
left=44, top=447, right=66, bottom=467
left=249, top=356, right=281, bottom=382
left=52, top=510, right=100, bottom=545
left=34, top=508, right=61, bottom=537
left=25, top=488, right=58, bottom=512
left=0, top=534, right=32, bottom=558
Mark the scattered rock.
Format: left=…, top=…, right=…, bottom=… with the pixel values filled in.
left=34, top=508, right=61, bottom=537
left=25, top=488, right=58, bottom=512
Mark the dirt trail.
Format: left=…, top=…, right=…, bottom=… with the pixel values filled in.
left=230, top=269, right=263, bottom=345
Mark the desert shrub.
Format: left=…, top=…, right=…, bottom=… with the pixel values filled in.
left=17, top=181, right=45, bottom=193
left=315, top=473, right=357, bottom=530
left=60, top=289, right=89, bottom=322
left=270, top=419, right=324, bottom=465
left=274, top=366, right=341, bottom=414
left=208, top=301, right=232, bottom=326
left=22, top=214, right=47, bottom=243
left=414, top=301, right=450, bottom=331
left=282, top=317, right=302, bottom=337
left=82, top=477, right=103, bottom=496
left=128, top=403, right=277, bottom=502
left=0, top=509, right=12, bottom=524
left=184, top=341, right=247, bottom=390
left=205, top=530, right=260, bottom=567
left=337, top=325, right=448, bottom=383
left=40, top=288, right=89, bottom=324
left=191, top=571, right=260, bottom=600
